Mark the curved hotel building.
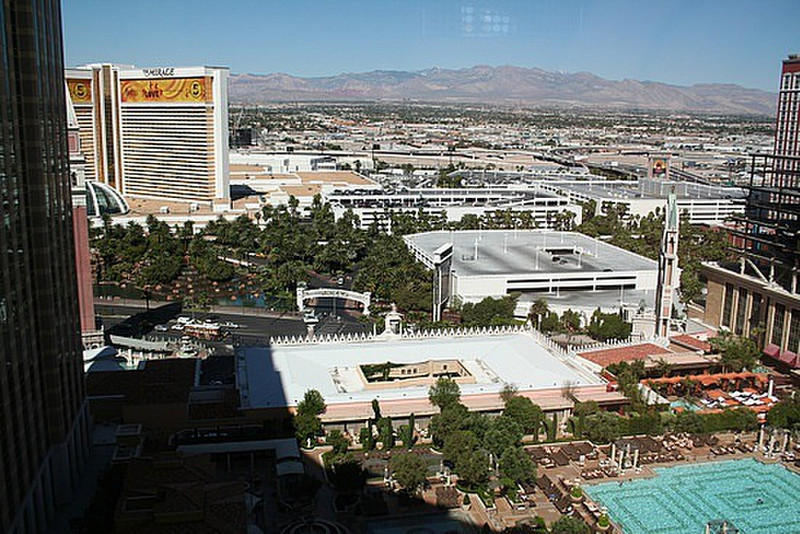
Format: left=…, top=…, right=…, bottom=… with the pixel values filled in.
left=65, top=64, right=230, bottom=205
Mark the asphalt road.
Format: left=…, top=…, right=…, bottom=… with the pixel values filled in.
left=95, top=300, right=369, bottom=347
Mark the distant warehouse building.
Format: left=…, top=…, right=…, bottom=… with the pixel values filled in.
left=324, top=187, right=583, bottom=231
left=539, top=178, right=746, bottom=225
left=65, top=64, right=230, bottom=206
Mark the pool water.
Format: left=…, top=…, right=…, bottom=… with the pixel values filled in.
left=669, top=399, right=700, bottom=412
left=585, top=459, right=800, bottom=534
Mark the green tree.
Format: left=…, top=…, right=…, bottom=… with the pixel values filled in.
left=499, top=446, right=536, bottom=483
left=671, top=411, right=705, bottom=434
left=503, top=396, right=543, bottom=438
left=570, top=401, right=599, bottom=439
left=353, top=233, right=432, bottom=311
left=550, top=516, right=590, bottom=534
left=463, top=412, right=491, bottom=443
left=586, top=308, right=632, bottom=342
left=655, top=358, right=674, bottom=378
left=326, top=429, right=349, bottom=457
left=390, top=453, right=427, bottom=495
left=295, top=389, right=326, bottom=446
left=294, top=411, right=323, bottom=446
left=540, top=312, right=560, bottom=333
left=359, top=426, right=375, bottom=451
left=429, top=404, right=469, bottom=449
left=583, top=411, right=622, bottom=444
left=710, top=331, right=760, bottom=372
left=457, top=449, right=489, bottom=488
left=443, top=430, right=478, bottom=469
left=528, top=298, right=549, bottom=329
left=377, top=417, right=394, bottom=449
left=406, top=413, right=416, bottom=446
left=766, top=396, right=800, bottom=430
left=560, top=309, right=582, bottom=335
left=429, top=377, right=461, bottom=411
left=500, top=383, right=519, bottom=405
left=298, top=389, right=326, bottom=416
left=461, top=295, right=520, bottom=327
left=328, top=456, right=367, bottom=495
left=483, top=416, right=523, bottom=457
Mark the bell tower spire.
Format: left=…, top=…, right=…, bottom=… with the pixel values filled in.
left=655, top=189, right=679, bottom=338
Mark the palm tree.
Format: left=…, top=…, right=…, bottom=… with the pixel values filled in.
left=655, top=358, right=674, bottom=378
left=529, top=298, right=549, bottom=329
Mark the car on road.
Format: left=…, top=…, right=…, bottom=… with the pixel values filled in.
left=154, top=324, right=168, bottom=332
left=223, top=321, right=239, bottom=329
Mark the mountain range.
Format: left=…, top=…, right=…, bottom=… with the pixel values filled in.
left=228, top=65, right=776, bottom=115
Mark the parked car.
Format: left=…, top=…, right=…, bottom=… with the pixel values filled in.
left=171, top=323, right=185, bottom=331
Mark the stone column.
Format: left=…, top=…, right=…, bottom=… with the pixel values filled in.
left=633, top=448, right=640, bottom=469
left=611, top=443, right=617, bottom=466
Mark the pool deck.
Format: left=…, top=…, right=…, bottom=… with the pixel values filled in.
left=530, top=431, right=798, bottom=533
left=582, top=457, right=800, bottom=534
left=299, top=432, right=798, bottom=534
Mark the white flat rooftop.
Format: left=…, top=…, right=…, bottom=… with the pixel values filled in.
left=405, top=230, right=656, bottom=277
left=236, top=333, right=604, bottom=409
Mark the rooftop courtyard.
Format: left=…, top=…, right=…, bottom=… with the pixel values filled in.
left=236, top=331, right=605, bottom=412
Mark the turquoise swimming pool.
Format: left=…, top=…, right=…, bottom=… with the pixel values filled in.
left=585, top=459, right=800, bottom=534
left=669, top=399, right=700, bottom=412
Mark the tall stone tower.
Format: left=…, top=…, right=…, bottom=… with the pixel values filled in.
left=655, top=190, right=680, bottom=338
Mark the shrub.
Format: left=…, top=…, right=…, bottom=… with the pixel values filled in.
left=326, top=429, right=349, bottom=457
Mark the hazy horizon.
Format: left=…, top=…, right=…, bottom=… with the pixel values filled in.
left=64, top=0, right=799, bottom=92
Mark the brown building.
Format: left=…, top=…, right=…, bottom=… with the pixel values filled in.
left=0, top=0, right=90, bottom=531
left=703, top=263, right=799, bottom=367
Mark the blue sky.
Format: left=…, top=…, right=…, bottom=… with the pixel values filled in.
left=63, top=0, right=798, bottom=91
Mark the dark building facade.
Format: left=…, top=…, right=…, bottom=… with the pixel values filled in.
left=0, top=0, right=90, bottom=532
left=702, top=55, right=800, bottom=368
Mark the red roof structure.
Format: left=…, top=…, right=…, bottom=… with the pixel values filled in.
left=670, top=334, right=712, bottom=353
left=579, top=343, right=672, bottom=368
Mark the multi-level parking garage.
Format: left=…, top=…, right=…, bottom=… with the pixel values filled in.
left=404, top=230, right=659, bottom=322
left=538, top=178, right=747, bottom=225
left=448, top=171, right=746, bottom=226
left=324, top=187, right=582, bottom=231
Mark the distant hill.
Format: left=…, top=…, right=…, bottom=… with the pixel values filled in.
left=229, top=65, right=776, bottom=115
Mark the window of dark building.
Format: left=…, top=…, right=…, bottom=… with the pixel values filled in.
left=735, top=289, right=748, bottom=335
left=749, top=293, right=762, bottom=336
left=772, top=303, right=786, bottom=347
left=722, top=283, right=734, bottom=328
left=788, top=309, right=800, bottom=354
